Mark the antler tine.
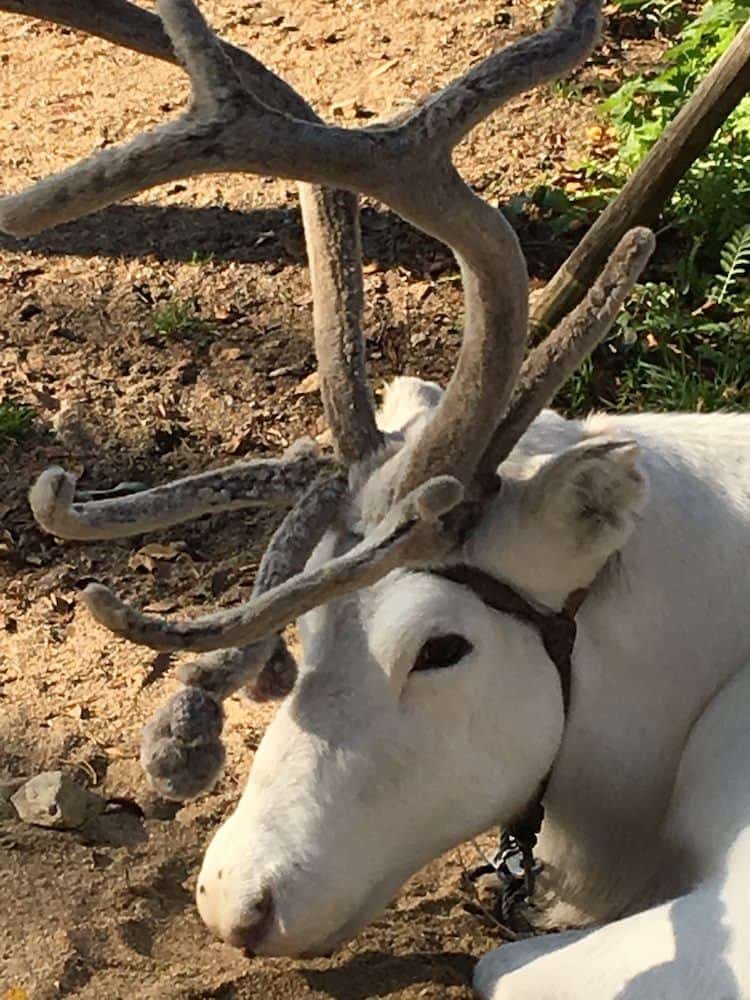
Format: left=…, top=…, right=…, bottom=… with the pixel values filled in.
left=390, top=0, right=603, bottom=498
left=139, top=472, right=348, bottom=801
left=0, top=2, right=304, bottom=115
left=29, top=449, right=330, bottom=541
left=157, top=0, right=244, bottom=108
left=300, top=188, right=383, bottom=465
left=402, top=0, right=602, bottom=152
left=175, top=471, right=348, bottom=698
left=0, top=0, right=396, bottom=237
left=81, top=476, right=465, bottom=653
left=478, top=228, right=657, bottom=481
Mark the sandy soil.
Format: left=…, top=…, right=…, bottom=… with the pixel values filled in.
left=0, top=3, right=665, bottom=997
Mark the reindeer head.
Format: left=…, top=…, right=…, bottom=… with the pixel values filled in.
left=8, top=0, right=654, bottom=957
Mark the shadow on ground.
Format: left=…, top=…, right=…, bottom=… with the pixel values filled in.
left=0, top=203, right=448, bottom=274
left=301, top=949, right=475, bottom=999
left=0, top=201, right=569, bottom=279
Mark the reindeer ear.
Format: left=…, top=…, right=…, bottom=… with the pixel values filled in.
left=525, top=437, right=648, bottom=551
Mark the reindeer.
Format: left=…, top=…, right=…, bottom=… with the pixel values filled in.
left=4, top=1, right=750, bottom=996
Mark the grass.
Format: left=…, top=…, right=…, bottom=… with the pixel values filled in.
left=0, top=402, right=36, bottom=448
left=151, top=299, right=214, bottom=339
left=533, top=0, right=750, bottom=417
left=558, top=281, right=750, bottom=414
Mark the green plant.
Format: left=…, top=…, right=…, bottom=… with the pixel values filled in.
left=716, top=224, right=750, bottom=304
left=151, top=298, right=213, bottom=338
left=0, top=401, right=36, bottom=447
left=602, top=0, right=750, bottom=254
left=547, top=2, right=750, bottom=418
left=555, top=225, right=750, bottom=416
left=612, top=0, right=689, bottom=30
left=188, top=250, right=215, bottom=266
left=505, top=183, right=609, bottom=237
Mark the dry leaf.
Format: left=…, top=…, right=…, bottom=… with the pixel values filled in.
left=258, top=6, right=284, bottom=26
left=226, top=426, right=256, bottom=455
left=129, top=541, right=186, bottom=573
left=66, top=704, right=90, bottom=720
left=294, top=371, right=321, bottom=395
left=139, top=542, right=185, bottom=560
left=409, top=281, right=434, bottom=303
left=0, top=529, right=15, bottom=558
left=47, top=592, right=74, bottom=615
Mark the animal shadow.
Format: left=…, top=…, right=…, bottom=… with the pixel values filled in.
left=301, top=948, right=474, bottom=999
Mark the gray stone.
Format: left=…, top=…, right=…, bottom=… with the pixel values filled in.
left=11, top=771, right=101, bottom=830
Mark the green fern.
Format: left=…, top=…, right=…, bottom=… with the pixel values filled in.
left=716, top=224, right=750, bottom=304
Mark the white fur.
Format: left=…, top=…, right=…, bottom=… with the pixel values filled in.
left=197, top=377, right=750, bottom=996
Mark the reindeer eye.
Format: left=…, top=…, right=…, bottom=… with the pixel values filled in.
left=411, top=634, right=473, bottom=673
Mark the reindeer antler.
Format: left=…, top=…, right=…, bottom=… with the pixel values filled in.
left=478, top=227, right=657, bottom=480
left=14, top=1, right=655, bottom=661
left=140, top=470, right=347, bottom=800
left=29, top=445, right=331, bottom=540
left=1, top=0, right=381, bottom=467
left=6, top=0, right=602, bottom=489
left=82, top=476, right=465, bottom=652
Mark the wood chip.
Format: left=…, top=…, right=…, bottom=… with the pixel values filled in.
left=294, top=371, right=321, bottom=395
left=370, top=58, right=400, bottom=78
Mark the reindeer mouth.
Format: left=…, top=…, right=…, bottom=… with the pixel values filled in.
left=301, top=871, right=416, bottom=959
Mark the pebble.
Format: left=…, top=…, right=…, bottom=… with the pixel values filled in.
left=10, top=771, right=101, bottom=830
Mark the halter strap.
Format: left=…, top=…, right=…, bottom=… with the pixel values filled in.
left=431, top=564, right=581, bottom=713
left=429, top=563, right=589, bottom=928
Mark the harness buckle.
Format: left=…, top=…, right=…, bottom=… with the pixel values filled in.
left=468, top=830, right=543, bottom=930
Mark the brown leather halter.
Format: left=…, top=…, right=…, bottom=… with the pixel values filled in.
left=430, top=563, right=589, bottom=926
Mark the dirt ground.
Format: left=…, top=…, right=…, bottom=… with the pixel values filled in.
left=0, top=3, right=665, bottom=997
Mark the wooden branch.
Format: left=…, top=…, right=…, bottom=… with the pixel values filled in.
left=530, top=18, right=750, bottom=338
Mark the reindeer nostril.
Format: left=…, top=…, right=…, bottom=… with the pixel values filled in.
left=225, top=887, right=274, bottom=955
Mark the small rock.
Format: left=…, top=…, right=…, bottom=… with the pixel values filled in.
left=52, top=401, right=96, bottom=452
left=11, top=771, right=101, bottom=830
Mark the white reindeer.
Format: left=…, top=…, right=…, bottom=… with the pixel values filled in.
left=7, top=1, right=749, bottom=997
